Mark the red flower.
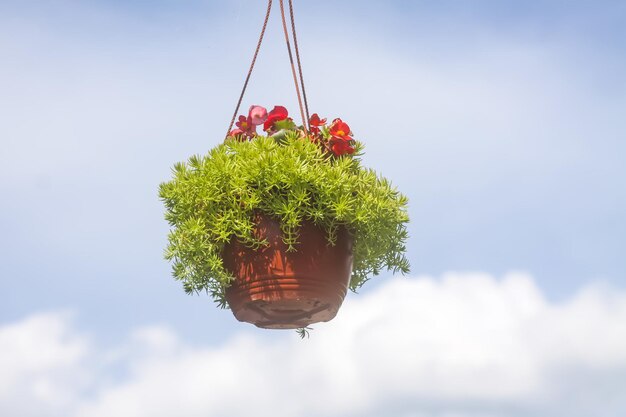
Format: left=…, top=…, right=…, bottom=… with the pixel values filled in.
left=235, top=115, right=252, bottom=132
left=329, top=118, right=353, bottom=141
left=329, top=137, right=355, bottom=156
left=231, top=106, right=358, bottom=157
left=263, top=106, right=289, bottom=132
left=309, top=113, right=327, bottom=135
left=327, top=118, right=355, bottom=156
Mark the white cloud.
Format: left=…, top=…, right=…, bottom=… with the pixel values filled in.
left=2, top=273, right=626, bottom=417
left=0, top=312, right=90, bottom=417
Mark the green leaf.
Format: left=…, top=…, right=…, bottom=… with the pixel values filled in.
left=274, top=119, right=297, bottom=131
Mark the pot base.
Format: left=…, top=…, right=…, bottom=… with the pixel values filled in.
left=225, top=275, right=346, bottom=329
left=223, top=214, right=353, bottom=329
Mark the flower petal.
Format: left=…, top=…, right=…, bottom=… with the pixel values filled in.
left=263, top=106, right=289, bottom=131
left=310, top=113, right=327, bottom=127
left=248, top=105, right=268, bottom=126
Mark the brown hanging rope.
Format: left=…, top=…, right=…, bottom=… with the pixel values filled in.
left=225, top=0, right=273, bottom=139
left=225, top=0, right=310, bottom=138
left=279, top=0, right=308, bottom=133
left=288, top=0, right=310, bottom=129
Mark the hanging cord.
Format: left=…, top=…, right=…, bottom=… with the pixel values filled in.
left=288, top=0, right=310, bottom=129
left=279, top=0, right=308, bottom=133
left=225, top=0, right=311, bottom=138
left=225, top=0, right=273, bottom=139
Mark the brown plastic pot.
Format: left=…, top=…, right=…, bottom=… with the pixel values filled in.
left=223, top=213, right=354, bottom=329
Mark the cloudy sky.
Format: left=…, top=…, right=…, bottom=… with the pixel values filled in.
left=1, top=1, right=625, bottom=416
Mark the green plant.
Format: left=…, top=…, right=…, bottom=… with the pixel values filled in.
left=159, top=106, right=410, bottom=307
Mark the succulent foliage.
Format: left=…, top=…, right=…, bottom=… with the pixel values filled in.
left=159, top=132, right=410, bottom=307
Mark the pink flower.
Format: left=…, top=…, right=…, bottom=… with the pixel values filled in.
left=229, top=128, right=245, bottom=138
left=248, top=105, right=268, bottom=126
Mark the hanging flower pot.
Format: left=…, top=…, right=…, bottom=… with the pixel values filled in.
left=160, top=106, right=410, bottom=330
left=159, top=0, right=410, bottom=331
left=223, top=212, right=353, bottom=329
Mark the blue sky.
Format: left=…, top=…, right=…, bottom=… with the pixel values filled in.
left=1, top=1, right=625, bottom=416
